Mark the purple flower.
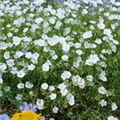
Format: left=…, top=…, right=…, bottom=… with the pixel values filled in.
left=0, top=114, right=10, bottom=120
left=19, top=102, right=37, bottom=112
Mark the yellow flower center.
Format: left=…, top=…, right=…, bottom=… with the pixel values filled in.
left=11, top=111, right=41, bottom=120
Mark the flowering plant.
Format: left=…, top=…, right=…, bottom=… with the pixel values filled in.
left=0, top=102, right=41, bottom=120
left=0, top=0, right=120, bottom=120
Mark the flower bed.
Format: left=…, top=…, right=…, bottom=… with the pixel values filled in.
left=0, top=0, right=120, bottom=120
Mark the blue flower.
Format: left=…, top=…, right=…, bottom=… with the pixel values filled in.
left=19, top=102, right=37, bottom=113
left=0, top=114, right=10, bottom=120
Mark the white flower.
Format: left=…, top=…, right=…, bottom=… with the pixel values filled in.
left=13, top=36, right=21, bottom=46
left=110, top=0, right=115, bottom=4
left=95, top=39, right=102, bottom=44
left=4, top=86, right=10, bottom=92
left=0, top=63, right=7, bottom=72
left=111, top=23, right=118, bottom=30
left=49, top=17, right=56, bottom=24
left=58, top=83, right=67, bottom=90
left=6, top=59, right=15, bottom=67
left=15, top=94, right=22, bottom=101
left=28, top=64, right=35, bottom=71
left=99, top=99, right=107, bottom=107
left=107, top=116, right=118, bottom=120
left=32, top=52, right=39, bottom=60
left=78, top=78, right=85, bottom=89
left=15, top=51, right=24, bottom=58
left=58, top=83, right=68, bottom=96
left=76, top=50, right=83, bottom=55
left=103, top=29, right=112, bottom=36
left=66, top=94, right=75, bottom=106
left=17, top=83, right=24, bottom=89
left=36, top=99, right=44, bottom=110
left=47, top=60, right=52, bottom=66
left=23, top=37, right=31, bottom=43
left=99, top=71, right=107, bottom=82
left=4, top=51, right=10, bottom=59
left=50, top=93, right=57, bottom=100
left=7, top=32, right=13, bottom=37
left=34, top=39, right=46, bottom=47
left=72, top=75, right=82, bottom=86
left=98, top=86, right=107, bottom=95
left=64, top=27, right=71, bottom=36
left=49, top=86, right=55, bottom=91
left=62, top=55, right=69, bottom=61
left=23, top=28, right=28, bottom=33
left=31, top=52, right=39, bottom=64
left=47, top=38, right=58, bottom=46
left=0, top=42, right=8, bottom=50
left=6, top=24, right=11, bottom=28
left=84, top=41, right=91, bottom=49
left=0, top=77, right=3, bottom=84
left=52, top=54, right=58, bottom=60
left=111, top=103, right=118, bottom=111
left=41, top=116, right=46, bottom=120
left=111, top=45, right=117, bottom=52
left=89, top=25, right=95, bottom=30
left=34, top=0, right=45, bottom=6
left=55, top=21, right=62, bottom=29
left=85, top=54, right=100, bottom=66
left=56, top=8, right=65, bottom=19
left=86, top=75, right=93, bottom=81
left=41, top=83, right=48, bottom=90
left=49, top=118, right=55, bottom=120
left=61, top=71, right=71, bottom=80
left=0, top=10, right=4, bottom=16
left=8, top=43, right=13, bottom=48
left=52, top=107, right=59, bottom=114
left=60, top=88, right=68, bottom=96
left=42, top=62, right=50, bottom=72
left=82, top=9, right=88, bottom=15
left=17, top=70, right=25, bottom=78
left=82, top=0, right=89, bottom=4
left=50, top=9, right=56, bottom=15
left=74, top=43, right=81, bottom=48
left=62, top=43, right=70, bottom=52
left=11, top=67, right=18, bottom=75
left=35, top=17, right=43, bottom=24
left=29, top=91, right=34, bottom=96
left=97, top=22, right=105, bottom=29
left=43, top=21, right=49, bottom=27
left=25, top=81, right=33, bottom=89
left=82, top=31, right=92, bottom=39
left=25, top=52, right=32, bottom=59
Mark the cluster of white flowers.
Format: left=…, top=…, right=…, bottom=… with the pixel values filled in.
left=72, top=75, right=85, bottom=88
left=58, top=82, right=68, bottom=96
left=0, top=0, right=120, bottom=119
left=66, top=93, right=75, bottom=106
